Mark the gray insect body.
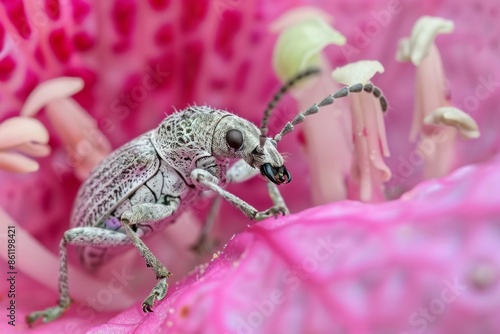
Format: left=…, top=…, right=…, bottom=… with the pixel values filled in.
left=74, top=106, right=259, bottom=269
left=27, top=69, right=389, bottom=326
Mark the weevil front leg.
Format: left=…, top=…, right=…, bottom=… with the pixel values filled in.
left=191, top=161, right=289, bottom=252
left=266, top=181, right=290, bottom=215
left=192, top=169, right=287, bottom=221
left=27, top=227, right=133, bottom=326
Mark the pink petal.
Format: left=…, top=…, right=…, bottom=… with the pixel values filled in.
left=89, top=154, right=500, bottom=333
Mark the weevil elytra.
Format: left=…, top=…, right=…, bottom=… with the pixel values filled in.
left=26, top=69, right=388, bottom=325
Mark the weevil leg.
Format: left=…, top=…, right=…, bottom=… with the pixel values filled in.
left=266, top=181, right=290, bottom=215
left=117, top=202, right=184, bottom=311
left=191, top=169, right=287, bottom=221
left=118, top=216, right=171, bottom=312
left=26, top=227, right=132, bottom=326
left=141, top=277, right=168, bottom=312
left=191, top=196, right=222, bottom=255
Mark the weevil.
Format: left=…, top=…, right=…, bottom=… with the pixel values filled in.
left=26, top=69, right=388, bottom=325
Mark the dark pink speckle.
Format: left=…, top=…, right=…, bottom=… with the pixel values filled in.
left=45, top=0, right=61, bottom=20
left=71, top=0, right=91, bottom=24
left=112, top=40, right=131, bottom=53
left=154, top=23, right=174, bottom=47
left=112, top=0, right=137, bottom=36
left=49, top=28, right=73, bottom=63
left=0, top=23, right=5, bottom=50
left=0, top=55, right=15, bottom=81
left=3, top=0, right=32, bottom=39
left=215, top=10, right=243, bottom=60
left=148, top=52, right=176, bottom=88
left=34, top=46, right=46, bottom=67
left=73, top=31, right=95, bottom=51
left=181, top=41, right=204, bottom=103
left=148, top=0, right=170, bottom=11
left=180, top=0, right=208, bottom=32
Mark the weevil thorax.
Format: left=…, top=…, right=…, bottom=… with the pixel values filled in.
left=211, top=115, right=284, bottom=170
left=151, top=106, right=230, bottom=179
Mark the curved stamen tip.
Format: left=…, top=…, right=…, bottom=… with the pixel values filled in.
left=332, top=60, right=385, bottom=86
left=397, top=16, right=454, bottom=66
left=424, top=107, right=480, bottom=139
left=21, top=77, right=85, bottom=117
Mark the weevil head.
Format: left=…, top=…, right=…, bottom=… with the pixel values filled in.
left=212, top=115, right=291, bottom=185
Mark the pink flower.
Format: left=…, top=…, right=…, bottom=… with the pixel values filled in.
left=0, top=0, right=498, bottom=333
left=88, top=156, right=500, bottom=333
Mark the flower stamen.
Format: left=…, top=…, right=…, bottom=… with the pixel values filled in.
left=333, top=60, right=391, bottom=202
left=397, top=16, right=480, bottom=179
left=20, top=77, right=111, bottom=180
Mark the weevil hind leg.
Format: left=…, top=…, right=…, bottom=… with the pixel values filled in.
left=118, top=214, right=172, bottom=279
left=142, top=277, right=168, bottom=312
left=27, top=227, right=133, bottom=326
left=118, top=214, right=172, bottom=311
left=26, top=305, right=68, bottom=325
left=26, top=238, right=71, bottom=326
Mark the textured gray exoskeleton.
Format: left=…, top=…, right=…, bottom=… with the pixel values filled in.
left=26, top=69, right=388, bottom=325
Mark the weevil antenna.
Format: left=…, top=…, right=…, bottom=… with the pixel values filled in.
left=273, top=83, right=389, bottom=143
left=258, top=68, right=321, bottom=151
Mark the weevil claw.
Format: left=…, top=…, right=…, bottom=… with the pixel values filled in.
left=254, top=205, right=288, bottom=221
left=26, top=304, right=69, bottom=326
left=141, top=278, right=168, bottom=313
left=142, top=302, right=153, bottom=313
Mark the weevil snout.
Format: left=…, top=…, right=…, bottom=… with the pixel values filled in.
left=260, top=163, right=292, bottom=185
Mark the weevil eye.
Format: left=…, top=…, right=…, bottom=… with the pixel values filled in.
left=226, top=129, right=243, bottom=150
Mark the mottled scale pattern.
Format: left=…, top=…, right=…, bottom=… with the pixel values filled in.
left=152, top=106, right=230, bottom=182
left=102, top=159, right=192, bottom=234
left=71, top=131, right=160, bottom=228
